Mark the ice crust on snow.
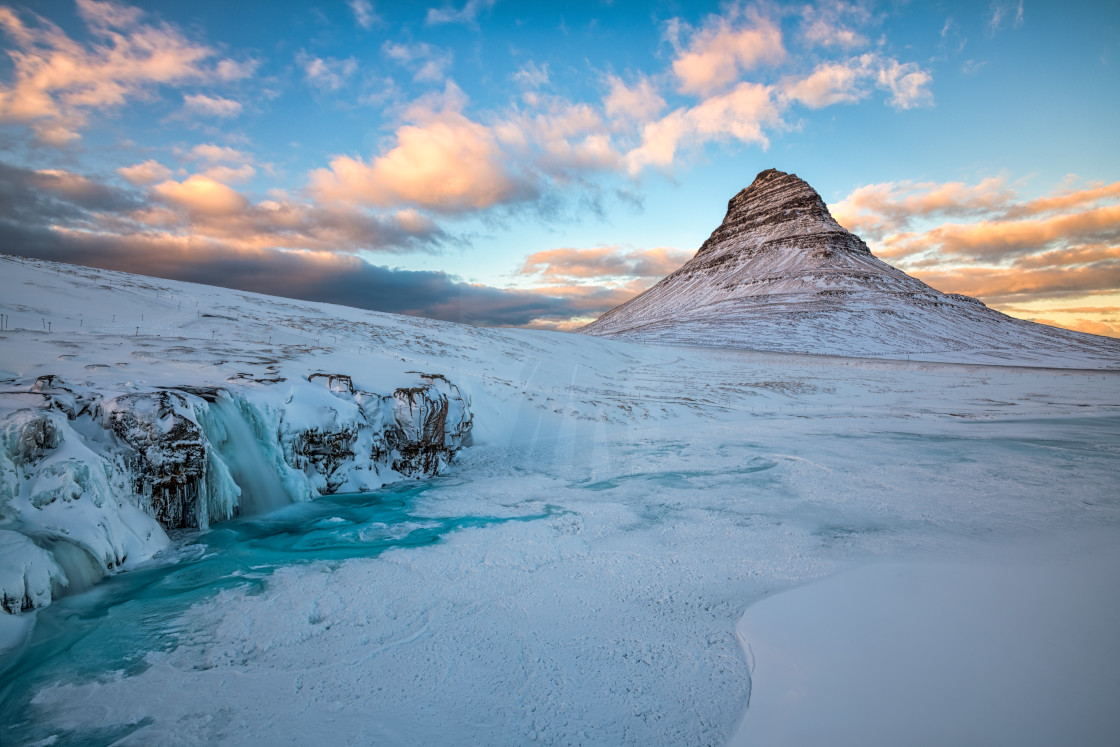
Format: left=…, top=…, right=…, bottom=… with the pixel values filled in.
left=583, top=169, right=1120, bottom=367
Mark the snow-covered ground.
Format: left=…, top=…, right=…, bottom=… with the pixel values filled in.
left=2, top=255, right=1119, bottom=745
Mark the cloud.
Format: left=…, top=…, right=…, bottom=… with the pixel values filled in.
left=152, top=174, right=248, bottom=216
left=297, top=53, right=358, bottom=92
left=832, top=177, right=1016, bottom=239
left=0, top=158, right=444, bottom=261
left=348, top=0, right=381, bottom=30
left=780, top=53, right=934, bottom=111
left=782, top=57, right=870, bottom=108
left=0, top=1, right=240, bottom=143
left=989, top=0, right=1025, bottom=34
left=912, top=262, right=1120, bottom=307
left=182, top=93, right=242, bottom=117
left=520, top=246, right=691, bottom=281
left=310, top=83, right=535, bottom=213
left=188, top=143, right=252, bottom=164
left=884, top=206, right=1120, bottom=261
left=215, top=58, right=259, bottom=81
left=830, top=174, right=1120, bottom=334
left=202, top=164, right=256, bottom=184
left=626, top=82, right=779, bottom=173
left=670, top=10, right=785, bottom=96
left=603, top=75, right=665, bottom=125
left=382, top=42, right=452, bottom=83
left=512, top=62, right=550, bottom=89
left=425, top=0, right=495, bottom=27
left=800, top=1, right=870, bottom=49
left=876, top=58, right=934, bottom=110
left=117, top=159, right=173, bottom=185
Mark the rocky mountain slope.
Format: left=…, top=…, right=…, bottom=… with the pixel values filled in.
left=582, top=169, right=1120, bottom=367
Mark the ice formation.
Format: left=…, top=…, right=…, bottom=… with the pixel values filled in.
left=0, top=369, right=472, bottom=613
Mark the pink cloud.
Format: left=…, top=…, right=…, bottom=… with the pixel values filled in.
left=603, top=75, right=666, bottom=125
left=626, top=82, right=778, bottom=173
left=671, top=11, right=785, bottom=95
left=310, top=110, right=531, bottom=213
left=117, top=159, right=173, bottom=185
left=152, top=174, right=248, bottom=216
left=0, top=1, right=239, bottom=143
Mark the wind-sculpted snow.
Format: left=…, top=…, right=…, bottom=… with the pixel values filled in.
left=583, top=169, right=1120, bottom=367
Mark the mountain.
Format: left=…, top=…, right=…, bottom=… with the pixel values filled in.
left=582, top=169, right=1120, bottom=367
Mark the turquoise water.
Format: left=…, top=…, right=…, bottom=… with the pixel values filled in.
left=0, top=480, right=555, bottom=745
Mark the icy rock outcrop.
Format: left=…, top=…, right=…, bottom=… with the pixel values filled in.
left=284, top=372, right=473, bottom=494
left=0, top=372, right=473, bottom=613
left=389, top=374, right=473, bottom=476
left=582, top=168, right=1120, bottom=360
left=104, top=391, right=209, bottom=529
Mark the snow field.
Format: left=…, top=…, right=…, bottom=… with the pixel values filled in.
left=2, top=255, right=1119, bottom=744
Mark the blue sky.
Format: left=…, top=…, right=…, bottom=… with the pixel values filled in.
left=2, top=0, right=1118, bottom=335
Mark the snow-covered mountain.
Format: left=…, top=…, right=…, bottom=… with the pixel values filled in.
left=583, top=169, right=1120, bottom=367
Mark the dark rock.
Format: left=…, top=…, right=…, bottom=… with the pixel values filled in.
left=104, top=391, right=208, bottom=529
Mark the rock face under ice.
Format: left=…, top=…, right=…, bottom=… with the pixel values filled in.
left=283, top=372, right=473, bottom=495
left=0, top=372, right=473, bottom=613
left=583, top=169, right=1120, bottom=362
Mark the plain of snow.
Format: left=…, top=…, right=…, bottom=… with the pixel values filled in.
left=1, top=254, right=1119, bottom=745
left=731, top=531, right=1120, bottom=747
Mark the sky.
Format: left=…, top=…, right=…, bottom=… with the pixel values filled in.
left=1, top=0, right=1118, bottom=337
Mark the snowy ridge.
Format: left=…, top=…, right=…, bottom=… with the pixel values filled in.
left=583, top=169, right=1120, bottom=367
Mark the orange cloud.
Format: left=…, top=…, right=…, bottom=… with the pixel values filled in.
left=626, top=82, right=778, bottom=173
left=311, top=112, right=529, bottom=212
left=671, top=11, right=785, bottom=95
left=1006, top=181, right=1120, bottom=218
left=884, top=203, right=1120, bottom=260
left=117, top=159, right=173, bottom=185
left=152, top=175, right=247, bottom=216
left=832, top=177, right=1016, bottom=239
left=782, top=58, right=869, bottom=108
left=913, top=264, right=1120, bottom=304
left=0, top=1, right=242, bottom=143
left=832, top=175, right=1120, bottom=336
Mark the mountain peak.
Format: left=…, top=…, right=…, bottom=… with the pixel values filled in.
left=696, top=168, right=851, bottom=260
left=581, top=168, right=1120, bottom=364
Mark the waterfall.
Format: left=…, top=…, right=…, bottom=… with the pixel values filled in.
left=208, top=398, right=293, bottom=515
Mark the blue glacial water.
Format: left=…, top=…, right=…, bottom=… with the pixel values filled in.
left=0, top=479, right=555, bottom=744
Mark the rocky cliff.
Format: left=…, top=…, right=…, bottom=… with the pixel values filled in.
left=583, top=169, right=1120, bottom=364
left=0, top=371, right=472, bottom=614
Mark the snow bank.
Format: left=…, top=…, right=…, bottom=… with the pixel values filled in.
left=730, top=533, right=1120, bottom=746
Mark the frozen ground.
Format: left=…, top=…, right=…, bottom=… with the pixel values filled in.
left=1, top=255, right=1119, bottom=745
